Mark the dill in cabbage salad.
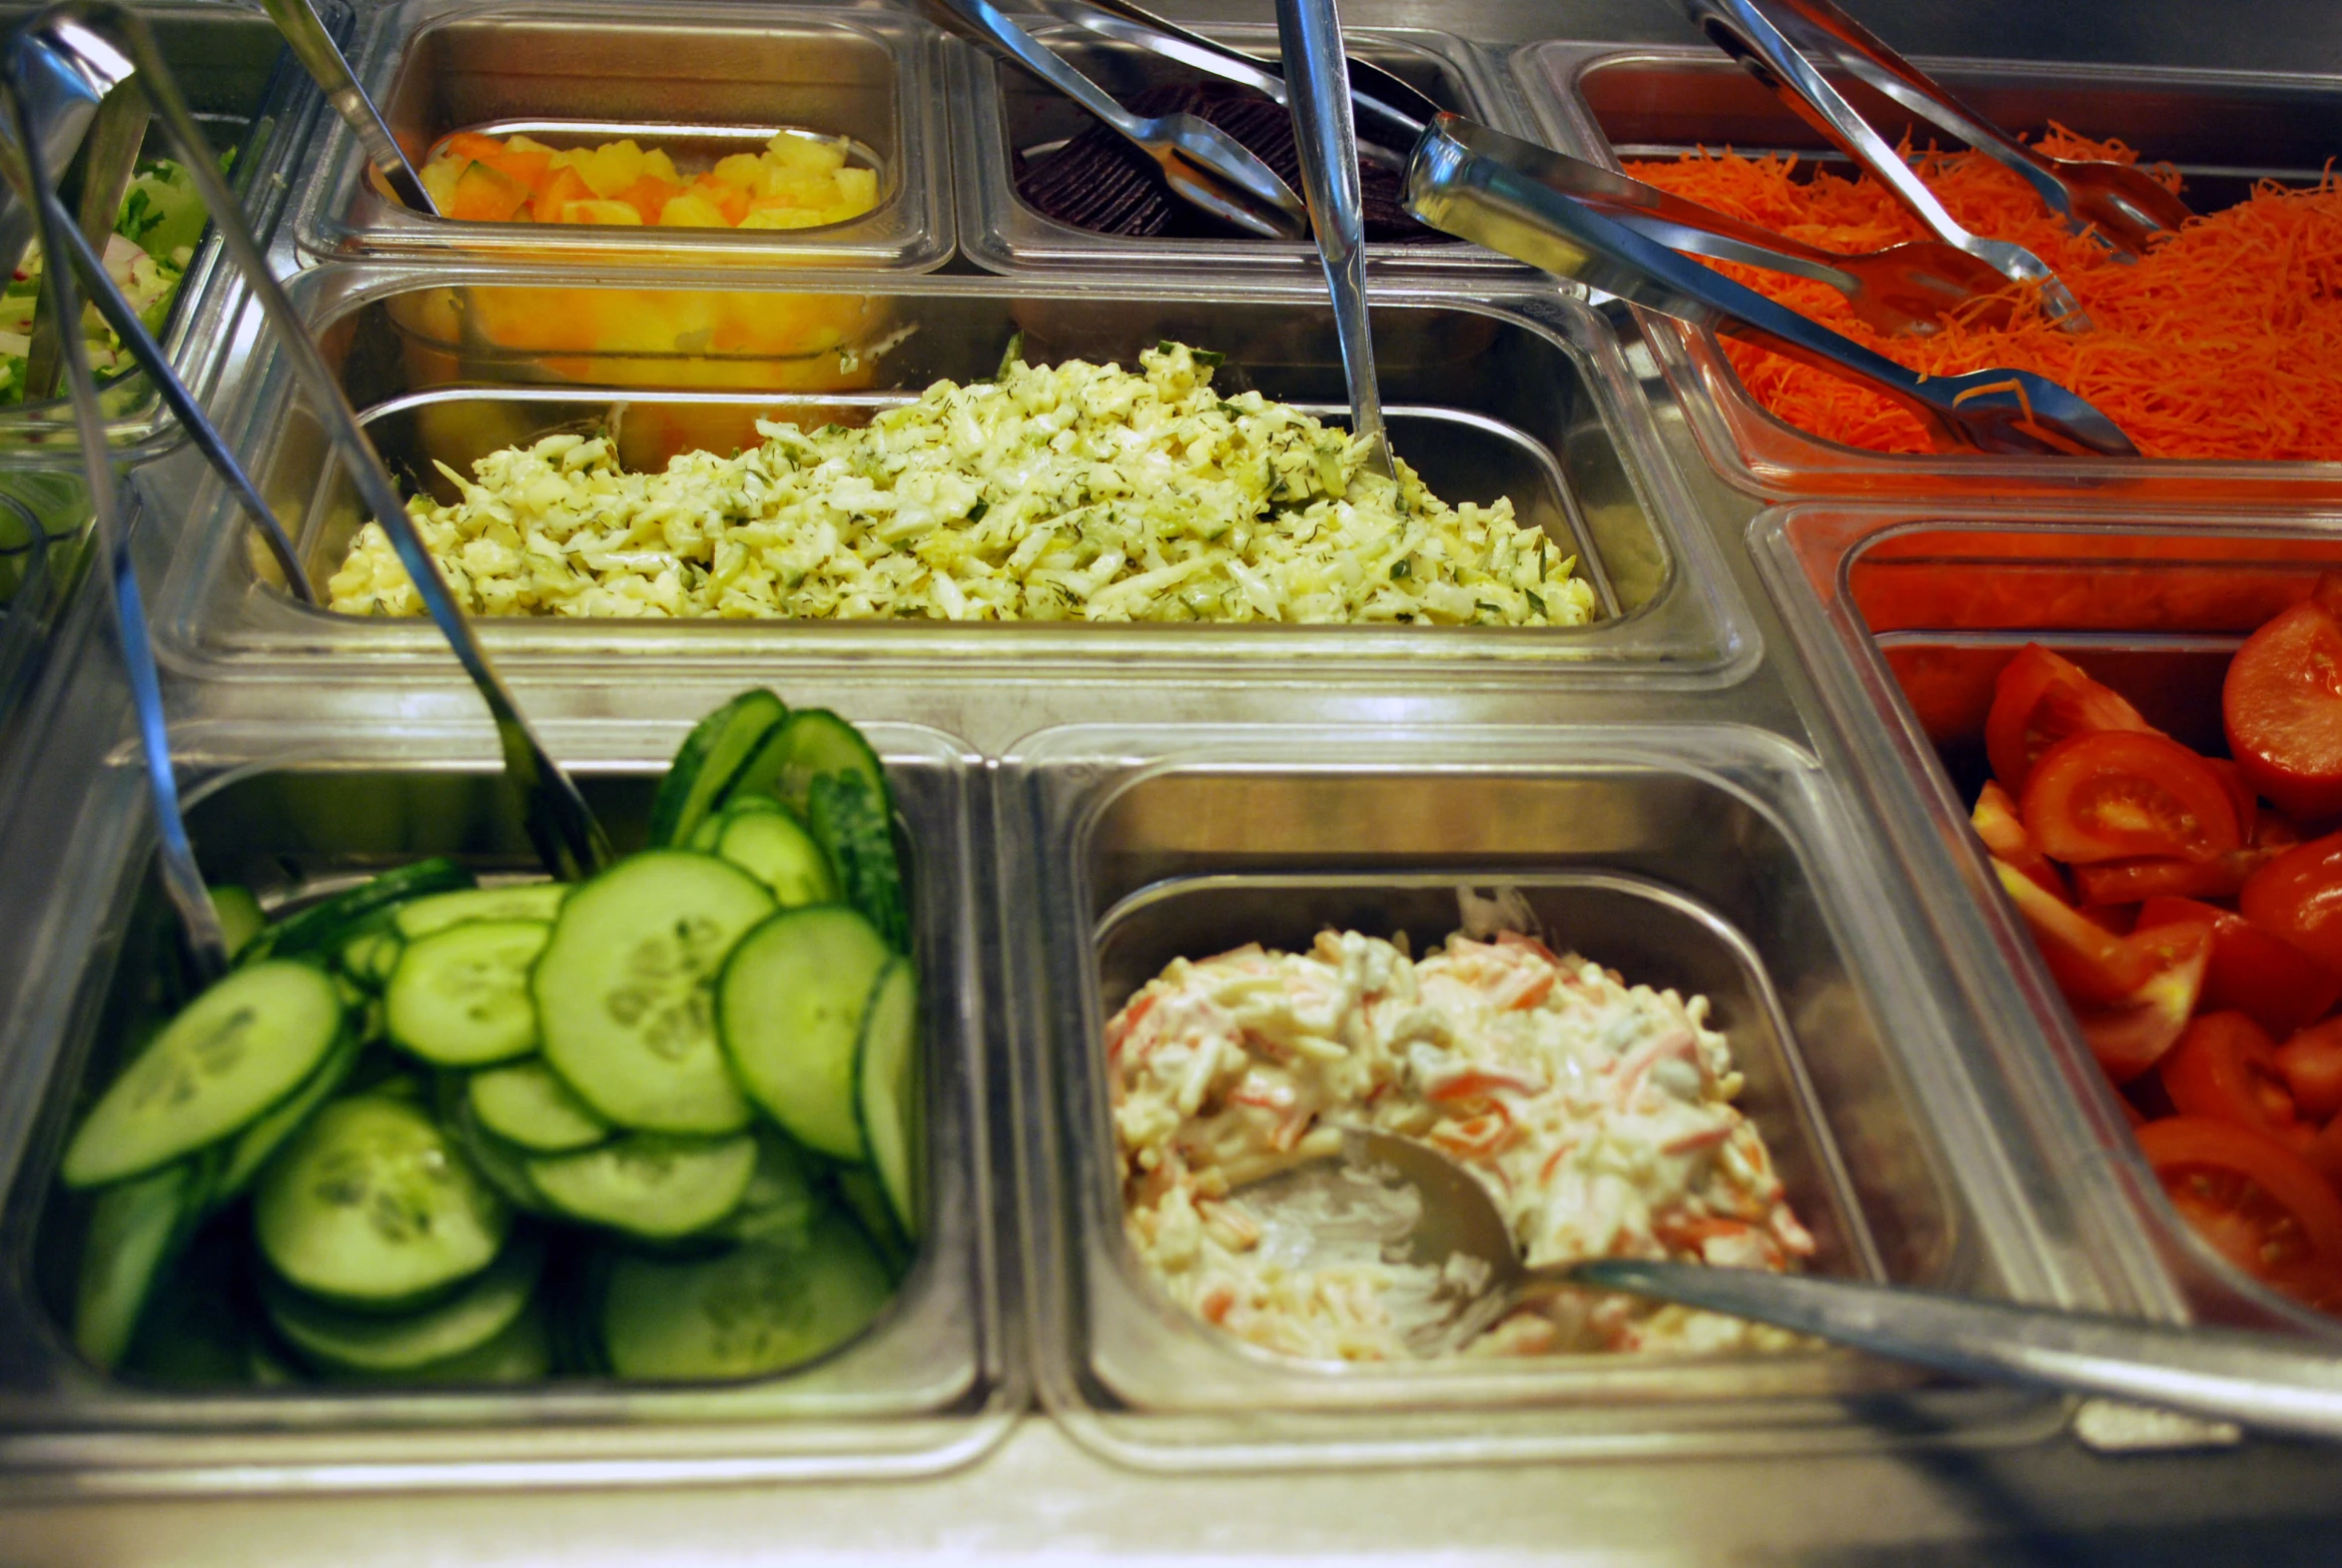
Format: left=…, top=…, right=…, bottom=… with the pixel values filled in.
left=0, top=159, right=208, bottom=404
left=328, top=343, right=1597, bottom=626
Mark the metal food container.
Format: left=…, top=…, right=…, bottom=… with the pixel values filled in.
left=0, top=0, right=332, bottom=456
left=0, top=645, right=1012, bottom=1491
left=950, top=21, right=1536, bottom=284
left=294, top=0, right=952, bottom=274
left=999, top=721, right=2120, bottom=1468
left=1755, top=501, right=2342, bottom=1345
left=1512, top=42, right=2342, bottom=501
left=150, top=268, right=1752, bottom=682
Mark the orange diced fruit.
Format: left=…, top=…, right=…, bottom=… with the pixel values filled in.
left=616, top=175, right=677, bottom=225
left=447, top=161, right=529, bottom=223
left=531, top=166, right=592, bottom=223
left=559, top=199, right=645, bottom=227
left=439, top=130, right=509, bottom=164
left=481, top=145, right=553, bottom=193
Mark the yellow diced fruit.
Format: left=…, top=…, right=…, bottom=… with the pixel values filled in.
left=710, top=153, right=766, bottom=189
left=578, top=140, right=647, bottom=199
left=644, top=149, right=679, bottom=185
left=559, top=199, right=644, bottom=226
left=418, top=157, right=463, bottom=216
left=738, top=206, right=829, bottom=230
left=765, top=134, right=847, bottom=176
left=657, top=192, right=729, bottom=228
left=831, top=166, right=877, bottom=214
left=504, top=134, right=554, bottom=154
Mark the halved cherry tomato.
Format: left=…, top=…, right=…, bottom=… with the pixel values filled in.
left=2157, top=1011, right=2312, bottom=1152
left=1994, top=859, right=2150, bottom=1005
left=2240, top=829, right=2342, bottom=978
left=2136, top=895, right=2342, bottom=1038
left=1971, top=781, right=2066, bottom=899
left=2018, top=730, right=2242, bottom=866
left=2073, top=921, right=2212, bottom=1084
left=2275, top=1017, right=2342, bottom=1122
left=2224, top=596, right=2342, bottom=824
left=1984, top=644, right=2158, bottom=792
left=2137, top=1117, right=2342, bottom=1307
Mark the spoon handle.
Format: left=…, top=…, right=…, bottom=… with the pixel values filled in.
left=937, top=0, right=1143, bottom=142
left=259, top=0, right=436, bottom=215
left=1574, top=1257, right=2342, bottom=1441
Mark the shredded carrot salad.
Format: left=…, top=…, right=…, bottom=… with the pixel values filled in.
left=1624, top=130, right=2342, bottom=461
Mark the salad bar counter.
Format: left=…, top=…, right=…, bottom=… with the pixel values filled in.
left=6, top=0, right=2342, bottom=1561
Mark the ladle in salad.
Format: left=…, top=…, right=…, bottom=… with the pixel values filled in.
left=1270, top=1128, right=2342, bottom=1441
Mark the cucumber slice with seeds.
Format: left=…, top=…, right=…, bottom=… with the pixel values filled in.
left=716, top=807, right=839, bottom=908
left=854, top=957, right=920, bottom=1239
left=385, top=919, right=550, bottom=1067
left=208, top=1031, right=365, bottom=1207
left=73, top=1160, right=199, bottom=1367
left=392, top=883, right=570, bottom=941
left=533, top=852, right=772, bottom=1135
left=468, top=1060, right=610, bottom=1153
left=255, top=1095, right=507, bottom=1307
left=526, top=1132, right=757, bottom=1239
left=320, top=1300, right=552, bottom=1385
left=717, top=904, right=892, bottom=1161
left=264, top=1232, right=544, bottom=1373
left=647, top=690, right=787, bottom=848
left=705, top=1128, right=820, bottom=1247
left=599, top=1212, right=892, bottom=1381
left=444, top=1086, right=552, bottom=1216
left=62, top=961, right=346, bottom=1189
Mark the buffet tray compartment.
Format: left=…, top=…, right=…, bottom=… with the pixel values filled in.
left=1755, top=502, right=2342, bottom=1344
left=0, top=692, right=1012, bottom=1493
left=1511, top=41, right=2342, bottom=502
left=1001, top=721, right=2090, bottom=1468
left=152, top=268, right=1752, bottom=682
left=294, top=0, right=953, bottom=274
left=951, top=21, right=1534, bottom=284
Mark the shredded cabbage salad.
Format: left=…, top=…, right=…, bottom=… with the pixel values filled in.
left=328, top=343, right=1597, bottom=626
left=1, top=159, right=206, bottom=404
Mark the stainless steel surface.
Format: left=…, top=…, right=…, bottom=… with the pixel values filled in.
left=1579, top=1257, right=2342, bottom=1441
left=21, top=77, right=144, bottom=400
left=260, top=0, right=434, bottom=215
left=1753, top=0, right=2192, bottom=254
left=934, top=0, right=1306, bottom=239
left=1678, top=0, right=2089, bottom=325
left=1276, top=0, right=1392, bottom=480
left=1403, top=115, right=2134, bottom=456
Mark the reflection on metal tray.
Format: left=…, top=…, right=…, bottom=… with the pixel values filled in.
left=1007, top=724, right=2078, bottom=1467
left=0, top=728, right=1010, bottom=1491
left=297, top=0, right=950, bottom=272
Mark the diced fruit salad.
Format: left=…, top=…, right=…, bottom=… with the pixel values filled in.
left=56, top=693, right=921, bottom=1387
left=1966, top=577, right=2342, bottom=1316
left=416, top=130, right=880, bottom=230
left=1, top=159, right=207, bottom=403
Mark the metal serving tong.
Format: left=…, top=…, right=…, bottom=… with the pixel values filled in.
left=5, top=3, right=609, bottom=894
left=933, top=0, right=1305, bottom=239
left=258, top=0, right=436, bottom=215
left=1682, top=0, right=2092, bottom=330
left=1405, top=115, right=2135, bottom=457
left=1745, top=0, right=2190, bottom=256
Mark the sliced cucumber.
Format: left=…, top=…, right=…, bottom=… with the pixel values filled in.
left=385, top=919, right=550, bottom=1067
left=831, top=1164, right=914, bottom=1280
left=854, top=957, right=920, bottom=1239
left=468, top=1060, right=610, bottom=1153
left=62, top=960, right=347, bottom=1189
left=445, top=1087, right=552, bottom=1216
left=526, top=1132, right=757, bottom=1239
left=265, top=1232, right=544, bottom=1373
left=806, top=771, right=910, bottom=953
left=646, top=689, right=787, bottom=849
left=254, top=1095, right=508, bottom=1307
left=599, top=1213, right=892, bottom=1381
left=209, top=1031, right=365, bottom=1206
left=765, top=708, right=888, bottom=818
left=122, top=1227, right=250, bottom=1385
left=717, top=905, right=891, bottom=1161
left=210, top=886, right=267, bottom=961
left=716, top=806, right=839, bottom=908
left=323, top=1300, right=552, bottom=1385
left=532, top=852, right=772, bottom=1135
left=73, top=1160, right=198, bottom=1367
left=336, top=929, right=402, bottom=992
left=392, top=883, right=571, bottom=941
left=685, top=811, right=728, bottom=853
left=706, top=1128, right=819, bottom=1247
left=251, top=859, right=475, bottom=963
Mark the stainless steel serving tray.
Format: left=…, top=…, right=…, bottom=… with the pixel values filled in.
left=1511, top=41, right=2342, bottom=502
left=149, top=268, right=1753, bottom=682
left=294, top=0, right=953, bottom=274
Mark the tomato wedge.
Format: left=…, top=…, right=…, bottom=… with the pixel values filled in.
left=2136, top=895, right=2342, bottom=1038
left=2240, top=829, right=2342, bottom=978
left=2018, top=730, right=2242, bottom=866
left=2070, top=810, right=2300, bottom=906
left=2137, top=1117, right=2342, bottom=1307
left=2072, top=921, right=2212, bottom=1084
left=1994, top=859, right=2150, bottom=1004
left=1984, top=644, right=2157, bottom=793
left=2276, top=1018, right=2342, bottom=1122
left=1970, top=781, right=2065, bottom=899
left=2157, top=1011, right=2312, bottom=1152
left=2224, top=596, right=2342, bottom=824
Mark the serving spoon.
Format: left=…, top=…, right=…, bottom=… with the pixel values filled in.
left=1260, top=1129, right=2342, bottom=1441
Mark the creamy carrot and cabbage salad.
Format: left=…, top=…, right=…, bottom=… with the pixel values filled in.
left=1109, top=896, right=1817, bottom=1360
